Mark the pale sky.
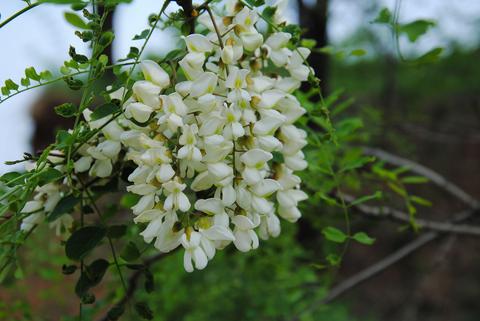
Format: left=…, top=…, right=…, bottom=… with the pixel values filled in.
left=0, top=0, right=479, bottom=172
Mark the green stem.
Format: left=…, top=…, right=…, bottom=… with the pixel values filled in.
left=0, top=2, right=41, bottom=30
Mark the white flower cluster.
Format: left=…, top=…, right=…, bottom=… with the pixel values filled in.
left=20, top=0, right=311, bottom=272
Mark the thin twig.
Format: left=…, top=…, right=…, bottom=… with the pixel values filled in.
left=0, top=2, right=41, bottom=30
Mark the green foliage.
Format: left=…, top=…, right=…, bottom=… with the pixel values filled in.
left=351, top=232, right=375, bottom=245
left=322, top=226, right=348, bottom=243
left=64, top=12, right=88, bottom=29
left=65, top=226, right=106, bottom=261
left=398, top=20, right=435, bottom=42
left=48, top=195, right=80, bottom=222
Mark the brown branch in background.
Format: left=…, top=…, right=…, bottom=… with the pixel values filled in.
left=342, top=194, right=480, bottom=236
left=363, top=147, right=480, bottom=209
left=290, top=207, right=480, bottom=321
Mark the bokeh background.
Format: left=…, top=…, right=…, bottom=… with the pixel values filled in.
left=1, top=0, right=480, bottom=320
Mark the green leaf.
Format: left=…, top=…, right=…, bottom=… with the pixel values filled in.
left=244, top=0, right=265, bottom=7
left=99, top=31, right=115, bottom=47
left=90, top=103, right=120, bottom=120
left=322, top=226, right=347, bottom=243
left=134, top=301, right=154, bottom=320
left=64, top=12, right=88, bottom=29
left=38, top=168, right=64, bottom=185
left=387, top=182, right=407, bottom=198
left=120, top=192, right=140, bottom=208
left=25, top=67, right=41, bottom=81
left=348, top=191, right=382, bottom=207
left=350, top=49, right=366, bottom=56
left=107, top=305, right=125, bottom=321
left=20, top=77, right=30, bottom=87
left=162, top=49, right=185, bottom=62
left=5, top=79, right=19, bottom=91
left=326, top=253, right=341, bottom=266
left=54, top=102, right=77, bottom=118
left=300, top=38, right=317, bottom=49
left=401, top=176, right=429, bottom=184
left=144, top=269, right=154, bottom=293
left=1, top=87, right=10, bottom=96
left=65, top=226, right=106, bottom=261
left=352, top=232, right=376, bottom=245
left=40, top=70, right=53, bottom=80
left=107, top=225, right=127, bottom=239
left=75, top=259, right=109, bottom=297
left=39, top=0, right=83, bottom=3
left=414, top=47, right=443, bottom=65
left=398, top=19, right=435, bottom=42
left=373, top=8, right=392, bottom=24
left=55, top=129, right=75, bottom=149
left=62, top=264, right=77, bottom=275
left=133, top=29, right=149, bottom=40
left=121, top=241, right=141, bottom=262
left=48, top=194, right=80, bottom=222
left=410, top=195, right=432, bottom=207
left=339, top=156, right=375, bottom=173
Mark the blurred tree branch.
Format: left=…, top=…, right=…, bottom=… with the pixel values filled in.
left=291, top=206, right=480, bottom=320
left=363, top=147, right=479, bottom=209
left=343, top=194, right=480, bottom=236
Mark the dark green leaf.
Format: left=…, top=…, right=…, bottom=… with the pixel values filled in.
left=81, top=293, right=95, bottom=304
left=107, top=225, right=127, bottom=239
left=134, top=301, right=154, bottom=320
left=48, top=194, right=80, bottom=222
left=65, top=226, right=106, bottom=261
left=90, top=103, right=120, bottom=120
left=244, top=0, right=265, bottom=7
left=38, top=168, right=64, bottom=185
left=121, top=241, right=140, bottom=262
left=352, top=232, right=376, bottom=245
left=107, top=305, right=125, bottom=321
left=62, top=264, right=77, bottom=275
left=144, top=269, right=154, bottom=293
left=322, top=226, right=347, bottom=243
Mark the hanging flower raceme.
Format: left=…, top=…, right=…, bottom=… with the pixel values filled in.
left=19, top=0, right=313, bottom=273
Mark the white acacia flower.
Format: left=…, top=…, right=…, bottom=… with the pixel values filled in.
left=182, top=230, right=208, bottom=272
left=16, top=2, right=314, bottom=273
left=232, top=214, right=260, bottom=252
left=240, top=149, right=272, bottom=185
left=263, top=32, right=292, bottom=67
left=140, top=60, right=170, bottom=89
left=163, top=179, right=191, bottom=212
